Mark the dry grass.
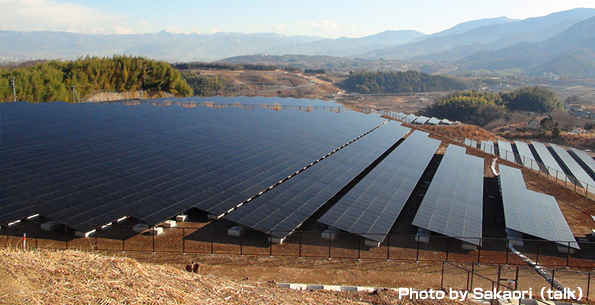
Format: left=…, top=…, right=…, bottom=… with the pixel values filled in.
left=0, top=247, right=469, bottom=305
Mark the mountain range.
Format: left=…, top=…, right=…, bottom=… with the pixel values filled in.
left=2, top=8, right=595, bottom=77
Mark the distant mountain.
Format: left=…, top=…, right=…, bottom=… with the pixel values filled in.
left=457, top=15, right=595, bottom=77
left=0, top=31, right=323, bottom=62
left=265, top=30, right=426, bottom=56
left=432, top=17, right=517, bottom=37
left=361, top=8, right=595, bottom=60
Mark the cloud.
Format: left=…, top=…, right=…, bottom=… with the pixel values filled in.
left=276, top=24, right=287, bottom=31
left=0, top=0, right=132, bottom=34
left=302, top=20, right=341, bottom=31
left=349, top=23, right=357, bottom=28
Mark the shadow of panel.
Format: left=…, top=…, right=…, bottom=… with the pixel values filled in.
left=417, top=235, right=449, bottom=262
left=299, top=230, right=331, bottom=259
left=388, top=234, right=418, bottom=262
left=270, top=231, right=300, bottom=257
left=359, top=233, right=387, bottom=260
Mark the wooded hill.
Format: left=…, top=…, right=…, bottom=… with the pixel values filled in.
left=340, top=70, right=469, bottom=94
left=420, top=86, right=563, bottom=127
left=0, top=56, right=193, bottom=103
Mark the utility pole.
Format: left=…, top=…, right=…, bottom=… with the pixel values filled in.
left=70, top=85, right=80, bottom=103
left=9, top=77, right=16, bottom=102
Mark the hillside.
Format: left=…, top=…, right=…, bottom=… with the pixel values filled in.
left=361, top=8, right=595, bottom=60
left=266, top=30, right=426, bottom=57
left=458, top=15, right=595, bottom=77
left=1, top=247, right=406, bottom=305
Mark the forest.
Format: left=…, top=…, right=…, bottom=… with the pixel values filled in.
left=420, top=87, right=563, bottom=127
left=340, top=70, right=469, bottom=94
left=0, top=56, right=193, bottom=103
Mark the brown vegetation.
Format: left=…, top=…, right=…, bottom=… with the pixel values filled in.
left=0, top=247, right=471, bottom=305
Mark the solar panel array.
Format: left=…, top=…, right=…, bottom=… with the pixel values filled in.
left=412, top=144, right=484, bottom=245
left=569, top=148, right=595, bottom=180
left=549, top=144, right=595, bottom=189
left=498, top=140, right=516, bottom=162
left=481, top=141, right=495, bottom=155
left=498, top=165, right=579, bottom=249
left=318, top=131, right=441, bottom=243
left=531, top=142, right=566, bottom=178
left=0, top=102, right=386, bottom=233
left=514, top=141, right=540, bottom=171
left=224, top=122, right=410, bottom=241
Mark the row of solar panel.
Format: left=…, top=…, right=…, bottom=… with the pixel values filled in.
left=498, top=165, right=579, bottom=249
left=473, top=139, right=595, bottom=191
left=385, top=112, right=455, bottom=125
left=412, top=144, right=484, bottom=246
left=0, top=102, right=387, bottom=233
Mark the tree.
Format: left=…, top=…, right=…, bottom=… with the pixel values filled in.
left=540, top=116, right=555, bottom=131
left=501, top=86, right=562, bottom=113
left=553, top=127, right=562, bottom=137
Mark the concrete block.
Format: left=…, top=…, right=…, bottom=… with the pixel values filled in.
left=321, top=228, right=339, bottom=240
left=269, top=236, right=284, bottom=244
left=462, top=242, right=478, bottom=251
left=307, top=284, right=324, bottom=290
left=357, top=286, right=376, bottom=292
left=289, top=284, right=307, bottom=290
left=176, top=214, right=188, bottom=222
left=133, top=223, right=149, bottom=233
left=365, top=239, right=380, bottom=248
left=228, top=226, right=244, bottom=237
left=277, top=283, right=291, bottom=288
left=323, top=285, right=342, bottom=291
left=340, top=286, right=358, bottom=292
left=41, top=221, right=59, bottom=231
left=415, top=235, right=430, bottom=243
left=150, top=227, right=163, bottom=235
left=163, top=220, right=177, bottom=228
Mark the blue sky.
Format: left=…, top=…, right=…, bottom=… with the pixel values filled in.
left=1, top=0, right=595, bottom=37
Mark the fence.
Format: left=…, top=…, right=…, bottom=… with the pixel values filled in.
left=441, top=262, right=594, bottom=302
left=3, top=222, right=595, bottom=268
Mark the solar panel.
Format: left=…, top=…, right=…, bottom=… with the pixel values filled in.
left=414, top=116, right=430, bottom=124
left=549, top=144, right=595, bottom=189
left=404, top=114, right=418, bottom=123
left=426, top=117, right=442, bottom=125
left=0, top=101, right=387, bottom=233
left=481, top=141, right=494, bottom=155
left=412, top=144, right=484, bottom=245
left=441, top=119, right=453, bottom=125
left=318, top=130, right=441, bottom=243
left=498, top=165, right=578, bottom=249
left=569, top=148, right=595, bottom=180
left=224, top=122, right=411, bottom=241
left=497, top=140, right=515, bottom=162
left=514, top=141, right=540, bottom=171
left=531, top=141, right=565, bottom=177
left=464, top=139, right=478, bottom=149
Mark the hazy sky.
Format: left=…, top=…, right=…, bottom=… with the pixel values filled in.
left=1, top=0, right=595, bottom=38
